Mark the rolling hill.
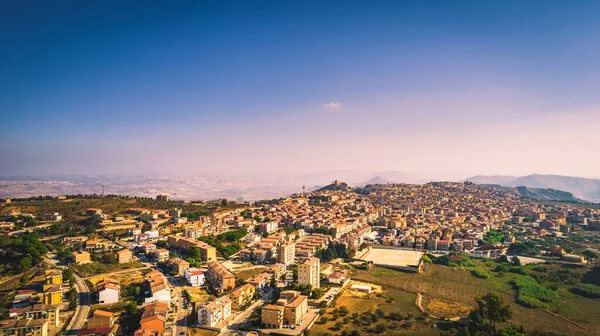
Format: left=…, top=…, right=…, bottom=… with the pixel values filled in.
left=465, top=174, right=600, bottom=202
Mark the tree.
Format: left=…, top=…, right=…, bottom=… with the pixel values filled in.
left=221, top=199, right=228, bottom=206
left=18, top=255, right=32, bottom=272
left=339, top=306, right=349, bottom=316
left=334, top=321, right=343, bottom=330
left=512, top=256, right=521, bottom=266
left=375, top=323, right=387, bottom=333
left=583, top=250, right=599, bottom=260
left=499, top=255, right=509, bottom=263
left=470, top=293, right=512, bottom=329
left=126, top=301, right=138, bottom=314
left=68, top=288, right=78, bottom=310
left=375, top=308, right=385, bottom=318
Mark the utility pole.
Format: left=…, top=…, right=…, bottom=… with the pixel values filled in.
left=102, top=184, right=105, bottom=197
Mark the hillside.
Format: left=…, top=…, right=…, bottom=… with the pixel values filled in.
left=465, top=174, right=600, bottom=202
left=316, top=181, right=352, bottom=192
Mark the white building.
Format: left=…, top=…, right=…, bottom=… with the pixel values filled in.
left=197, top=296, right=232, bottom=327
left=97, top=279, right=120, bottom=304
left=184, top=268, right=205, bottom=287
left=145, top=230, right=160, bottom=240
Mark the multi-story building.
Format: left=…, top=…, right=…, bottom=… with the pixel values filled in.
left=43, top=285, right=61, bottom=305
left=153, top=249, right=170, bottom=263
left=184, top=268, right=205, bottom=287
left=205, top=261, right=236, bottom=291
left=44, top=270, right=62, bottom=285
left=0, top=318, right=48, bottom=336
left=73, top=250, right=91, bottom=264
left=278, top=242, right=295, bottom=265
left=197, top=296, right=232, bottom=328
left=144, top=271, right=171, bottom=303
left=168, top=258, right=190, bottom=276
left=134, top=302, right=168, bottom=336
left=167, top=235, right=217, bottom=262
left=86, top=310, right=115, bottom=329
left=229, top=284, right=256, bottom=310
left=11, top=303, right=60, bottom=327
left=117, top=249, right=132, bottom=263
left=261, top=290, right=308, bottom=329
left=97, top=279, right=120, bottom=304
left=298, top=257, right=320, bottom=289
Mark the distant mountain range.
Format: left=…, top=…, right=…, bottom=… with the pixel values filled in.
left=465, top=174, right=600, bottom=202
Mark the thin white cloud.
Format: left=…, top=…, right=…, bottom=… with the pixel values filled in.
left=322, top=101, right=341, bottom=109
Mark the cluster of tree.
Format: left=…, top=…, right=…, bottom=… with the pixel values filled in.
left=181, top=210, right=211, bottom=221
left=68, top=287, right=78, bottom=310
left=431, top=252, right=474, bottom=267
left=466, top=293, right=518, bottom=335
left=0, top=233, right=48, bottom=272
left=197, top=232, right=244, bottom=258
left=315, top=242, right=350, bottom=262
left=0, top=215, right=37, bottom=229
left=508, top=242, right=540, bottom=256
left=286, top=283, right=325, bottom=299
left=483, top=230, right=505, bottom=244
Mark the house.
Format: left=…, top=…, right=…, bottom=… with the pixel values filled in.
left=144, top=271, right=171, bottom=303
left=117, top=249, right=132, bottom=264
left=184, top=268, right=205, bottom=287
left=328, top=271, right=345, bottom=284
left=87, top=310, right=115, bottom=329
left=134, top=302, right=168, bottom=336
left=152, top=249, right=169, bottom=263
left=73, top=251, right=91, bottom=264
left=45, top=270, right=62, bottom=285
left=44, top=212, right=62, bottom=221
left=140, top=243, right=156, bottom=254
left=245, top=273, right=272, bottom=291
left=197, top=296, right=232, bottom=328
left=43, top=285, right=62, bottom=305
left=229, top=284, right=256, bottom=310
left=168, top=258, right=190, bottom=276
left=97, top=279, right=120, bottom=304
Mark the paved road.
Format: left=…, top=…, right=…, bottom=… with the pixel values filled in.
left=65, top=273, right=91, bottom=335
left=220, top=299, right=265, bottom=336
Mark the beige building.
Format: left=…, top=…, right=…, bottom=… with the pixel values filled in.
left=0, top=318, right=48, bottom=336
left=278, top=242, right=295, bottom=265
left=298, top=257, right=320, bottom=289
left=261, top=290, right=308, bottom=328
left=117, top=249, right=132, bottom=263
left=73, top=250, right=91, bottom=264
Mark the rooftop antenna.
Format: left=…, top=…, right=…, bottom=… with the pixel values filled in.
left=303, top=185, right=306, bottom=199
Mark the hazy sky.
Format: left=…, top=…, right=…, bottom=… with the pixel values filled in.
left=1, top=0, right=600, bottom=178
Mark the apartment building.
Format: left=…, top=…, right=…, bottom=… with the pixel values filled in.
left=197, top=296, right=232, bottom=328
left=298, top=257, right=320, bottom=289
left=184, top=268, right=205, bottom=287
left=11, top=303, right=60, bottom=327
left=168, top=258, right=190, bottom=276
left=167, top=235, right=217, bottom=262
left=278, top=242, right=295, bottom=265
left=205, top=261, right=236, bottom=291
left=261, top=290, right=308, bottom=329
left=152, top=249, right=169, bottom=263
left=134, top=302, right=168, bottom=336
left=229, top=284, right=256, bottom=310
left=0, top=318, right=48, bottom=336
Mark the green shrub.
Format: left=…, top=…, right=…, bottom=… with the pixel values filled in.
left=573, top=284, right=600, bottom=298
left=512, top=276, right=558, bottom=304
left=471, top=269, right=490, bottom=279
left=517, top=294, right=547, bottom=308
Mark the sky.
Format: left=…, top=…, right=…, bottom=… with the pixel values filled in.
left=1, top=0, right=600, bottom=179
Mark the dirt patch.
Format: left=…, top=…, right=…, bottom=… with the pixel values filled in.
left=88, top=269, right=145, bottom=286
left=344, top=280, right=383, bottom=298
left=422, top=296, right=473, bottom=319
left=186, top=287, right=214, bottom=303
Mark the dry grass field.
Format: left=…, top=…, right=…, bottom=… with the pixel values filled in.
left=186, top=287, right=214, bottom=303
left=351, top=264, right=597, bottom=335
left=88, top=268, right=148, bottom=286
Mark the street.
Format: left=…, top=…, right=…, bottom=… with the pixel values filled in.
left=65, top=273, right=91, bottom=335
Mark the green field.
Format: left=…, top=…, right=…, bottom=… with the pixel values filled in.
left=347, top=262, right=600, bottom=335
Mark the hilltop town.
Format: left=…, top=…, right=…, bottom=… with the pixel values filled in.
left=0, top=181, right=599, bottom=336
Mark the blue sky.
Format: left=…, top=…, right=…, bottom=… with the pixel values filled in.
left=1, top=1, right=599, bottom=177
